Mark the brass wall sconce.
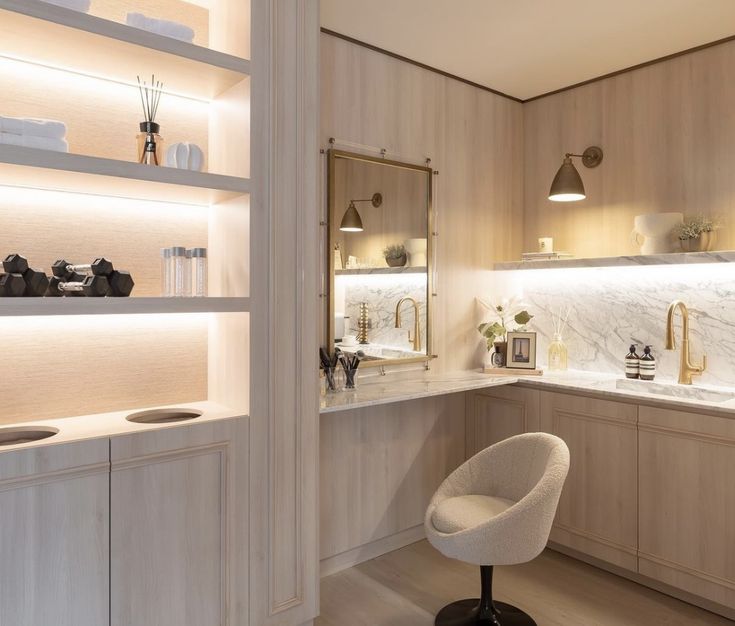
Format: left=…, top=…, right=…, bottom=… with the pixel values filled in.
left=339, top=192, right=383, bottom=232
left=548, top=146, right=603, bottom=202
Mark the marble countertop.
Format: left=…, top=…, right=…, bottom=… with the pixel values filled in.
left=321, top=369, right=735, bottom=417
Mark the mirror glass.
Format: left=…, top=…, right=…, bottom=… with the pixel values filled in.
left=328, top=149, right=434, bottom=366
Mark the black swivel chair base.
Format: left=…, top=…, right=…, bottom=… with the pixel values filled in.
left=435, top=565, right=537, bottom=626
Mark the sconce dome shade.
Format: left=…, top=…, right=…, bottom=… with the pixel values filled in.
left=549, top=157, right=586, bottom=202
left=339, top=201, right=364, bottom=232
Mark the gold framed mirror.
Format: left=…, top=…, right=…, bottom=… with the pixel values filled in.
left=327, top=149, right=436, bottom=367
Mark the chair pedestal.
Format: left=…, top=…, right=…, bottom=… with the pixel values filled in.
left=435, top=566, right=536, bottom=626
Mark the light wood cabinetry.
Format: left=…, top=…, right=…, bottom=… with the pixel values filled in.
left=537, top=391, right=639, bottom=571
left=0, top=439, right=110, bottom=626
left=110, top=418, right=248, bottom=626
left=465, top=385, right=539, bottom=456
left=638, top=406, right=735, bottom=610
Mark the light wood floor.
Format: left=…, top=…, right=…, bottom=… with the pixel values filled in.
left=317, top=541, right=732, bottom=626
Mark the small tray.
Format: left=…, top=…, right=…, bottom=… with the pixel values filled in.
left=483, top=367, right=544, bottom=376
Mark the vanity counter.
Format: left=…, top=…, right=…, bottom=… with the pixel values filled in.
left=320, top=369, right=735, bottom=417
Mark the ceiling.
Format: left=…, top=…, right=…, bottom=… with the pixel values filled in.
left=320, top=0, right=735, bottom=100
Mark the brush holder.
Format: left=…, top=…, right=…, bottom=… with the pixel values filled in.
left=137, top=121, right=164, bottom=166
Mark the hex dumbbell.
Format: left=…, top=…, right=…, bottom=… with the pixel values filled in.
left=52, top=258, right=134, bottom=297
left=2, top=254, right=50, bottom=297
left=46, top=275, right=110, bottom=297
left=0, top=273, right=25, bottom=297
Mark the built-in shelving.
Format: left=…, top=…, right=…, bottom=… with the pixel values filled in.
left=0, top=145, right=250, bottom=204
left=335, top=266, right=427, bottom=276
left=493, top=250, right=735, bottom=271
left=0, top=297, right=250, bottom=317
left=0, top=0, right=250, bottom=100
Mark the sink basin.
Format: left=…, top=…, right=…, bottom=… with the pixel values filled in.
left=126, top=408, right=202, bottom=424
left=615, top=378, right=735, bottom=404
left=0, top=426, right=59, bottom=447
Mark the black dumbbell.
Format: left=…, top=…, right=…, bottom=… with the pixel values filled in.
left=53, top=258, right=134, bottom=297
left=3, top=254, right=50, bottom=297
left=0, top=273, right=25, bottom=297
left=46, top=275, right=110, bottom=297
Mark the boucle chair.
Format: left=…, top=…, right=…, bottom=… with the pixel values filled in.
left=425, top=432, right=570, bottom=625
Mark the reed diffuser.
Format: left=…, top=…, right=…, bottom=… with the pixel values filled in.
left=548, top=307, right=571, bottom=371
left=136, top=74, right=164, bottom=165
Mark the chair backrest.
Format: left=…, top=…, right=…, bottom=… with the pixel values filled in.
left=465, top=432, right=569, bottom=503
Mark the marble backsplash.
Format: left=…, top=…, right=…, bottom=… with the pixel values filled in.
left=486, top=263, right=735, bottom=387
left=338, top=274, right=427, bottom=350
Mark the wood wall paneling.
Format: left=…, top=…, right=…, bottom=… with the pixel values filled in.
left=321, top=33, right=524, bottom=372
left=523, top=39, right=735, bottom=258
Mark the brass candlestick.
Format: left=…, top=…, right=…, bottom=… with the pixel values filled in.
left=358, top=302, right=369, bottom=345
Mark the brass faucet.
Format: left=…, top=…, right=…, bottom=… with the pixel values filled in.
left=665, top=300, right=706, bottom=385
left=395, top=296, right=421, bottom=352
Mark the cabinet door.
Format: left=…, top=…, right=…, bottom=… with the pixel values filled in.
left=0, top=439, right=110, bottom=626
left=539, top=391, right=638, bottom=571
left=110, top=418, right=248, bottom=626
left=639, top=406, right=735, bottom=609
left=465, top=385, right=539, bottom=456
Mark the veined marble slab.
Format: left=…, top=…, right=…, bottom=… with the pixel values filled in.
left=494, top=250, right=735, bottom=271
left=320, top=369, right=735, bottom=418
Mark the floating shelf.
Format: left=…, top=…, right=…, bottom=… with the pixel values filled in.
left=0, top=297, right=249, bottom=317
left=0, top=0, right=249, bottom=100
left=335, top=266, right=427, bottom=276
left=0, top=145, right=250, bottom=204
left=493, top=251, right=735, bottom=271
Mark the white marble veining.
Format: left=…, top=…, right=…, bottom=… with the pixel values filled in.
left=337, top=273, right=428, bottom=351
left=494, top=250, right=735, bottom=271
left=487, top=263, right=735, bottom=387
left=320, top=369, right=735, bottom=417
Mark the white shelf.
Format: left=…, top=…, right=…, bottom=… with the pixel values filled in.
left=335, top=266, right=427, bottom=276
left=493, top=250, right=735, bottom=271
left=0, top=0, right=249, bottom=100
left=0, top=297, right=249, bottom=317
left=0, top=145, right=250, bottom=204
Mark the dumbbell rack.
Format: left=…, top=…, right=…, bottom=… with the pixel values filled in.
left=0, top=0, right=251, bottom=423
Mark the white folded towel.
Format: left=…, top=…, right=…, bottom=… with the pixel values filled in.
left=0, top=116, right=67, bottom=140
left=41, top=0, right=91, bottom=13
left=126, top=13, right=195, bottom=43
left=0, top=133, right=69, bottom=153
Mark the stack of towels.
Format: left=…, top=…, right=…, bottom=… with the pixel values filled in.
left=42, top=0, right=91, bottom=13
left=126, top=13, right=195, bottom=43
left=0, top=116, right=69, bottom=153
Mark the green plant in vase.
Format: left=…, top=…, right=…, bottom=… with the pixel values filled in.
left=383, top=243, right=407, bottom=267
left=477, top=297, right=533, bottom=367
left=673, top=215, right=721, bottom=252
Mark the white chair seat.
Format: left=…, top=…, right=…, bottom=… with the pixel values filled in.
left=432, top=495, right=516, bottom=534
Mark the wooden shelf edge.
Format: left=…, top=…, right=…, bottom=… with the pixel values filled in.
left=0, top=0, right=250, bottom=78
left=493, top=250, right=735, bottom=271
left=335, top=266, right=427, bottom=275
left=0, top=297, right=250, bottom=317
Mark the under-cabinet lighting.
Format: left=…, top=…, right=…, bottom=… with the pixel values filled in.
left=0, top=53, right=211, bottom=105
left=0, top=184, right=209, bottom=210
left=337, top=273, right=427, bottom=289
left=0, top=312, right=210, bottom=332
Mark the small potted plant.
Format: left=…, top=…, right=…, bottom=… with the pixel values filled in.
left=477, top=297, right=533, bottom=367
left=673, top=215, right=720, bottom=252
left=383, top=244, right=407, bottom=267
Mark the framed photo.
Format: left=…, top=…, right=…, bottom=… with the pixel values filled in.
left=506, top=331, right=537, bottom=369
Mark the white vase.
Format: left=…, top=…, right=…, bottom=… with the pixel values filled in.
left=404, top=238, right=427, bottom=267
left=631, top=212, right=683, bottom=255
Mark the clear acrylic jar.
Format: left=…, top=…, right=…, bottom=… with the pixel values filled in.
left=160, top=247, right=172, bottom=297
left=171, top=247, right=188, bottom=297
left=190, top=248, right=208, bottom=297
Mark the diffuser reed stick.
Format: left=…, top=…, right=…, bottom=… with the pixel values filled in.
left=136, top=74, right=165, bottom=165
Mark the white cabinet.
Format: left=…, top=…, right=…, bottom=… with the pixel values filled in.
left=110, top=418, right=248, bottom=626
left=0, top=439, right=110, bottom=626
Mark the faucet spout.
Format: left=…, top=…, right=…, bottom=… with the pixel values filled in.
left=395, top=296, right=421, bottom=352
left=665, top=300, right=705, bottom=385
